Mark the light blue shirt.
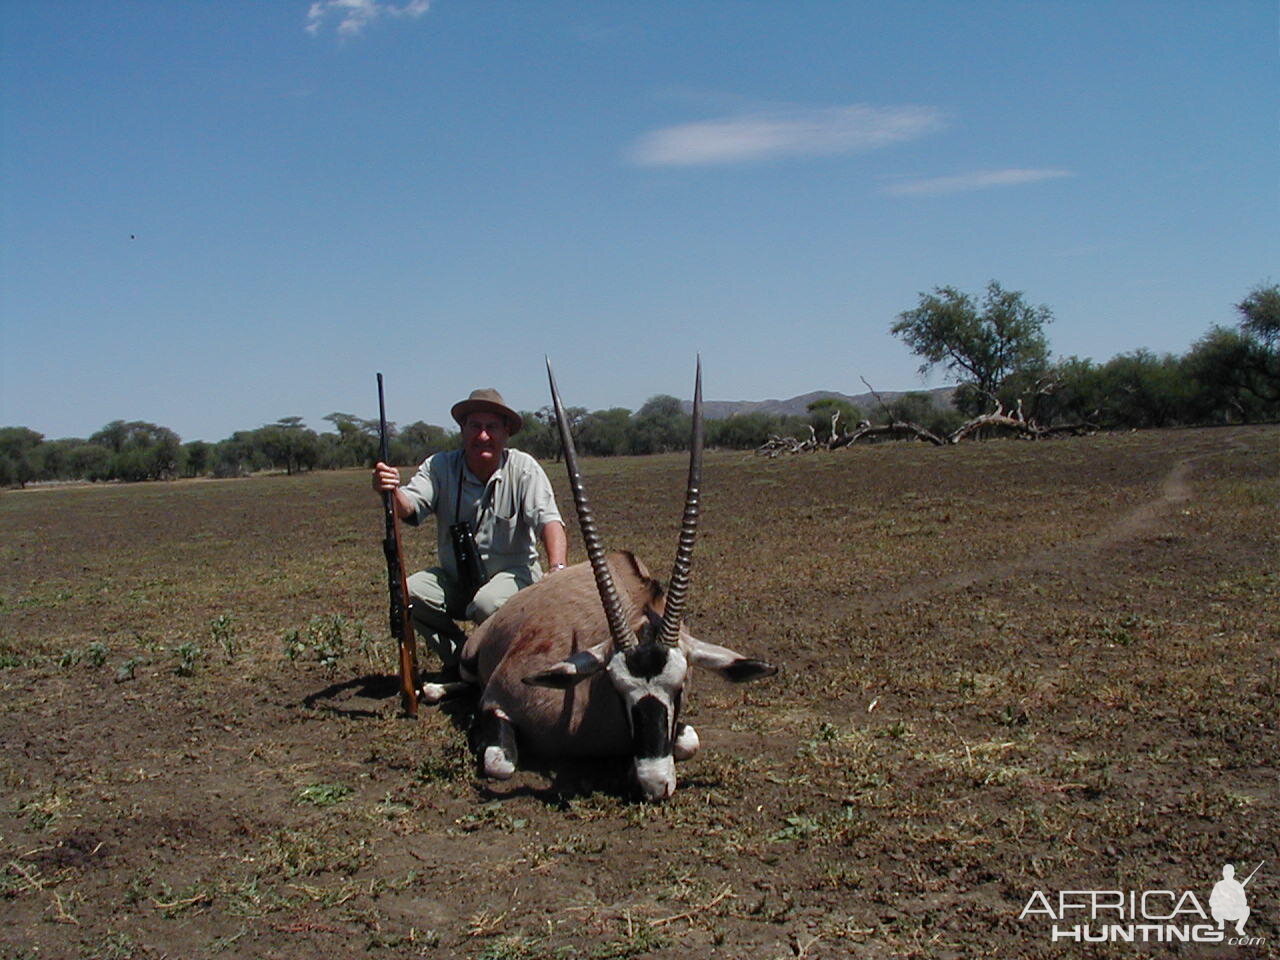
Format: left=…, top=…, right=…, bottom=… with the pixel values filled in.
left=401, top=448, right=562, bottom=578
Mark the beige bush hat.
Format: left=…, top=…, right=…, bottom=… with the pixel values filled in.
left=451, top=388, right=523, bottom=435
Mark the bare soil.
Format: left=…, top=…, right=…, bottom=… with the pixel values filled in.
left=1, top=425, right=1277, bottom=959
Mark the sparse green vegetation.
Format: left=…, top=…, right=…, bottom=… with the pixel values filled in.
left=172, top=641, right=203, bottom=676
left=114, top=655, right=143, bottom=682
left=55, top=640, right=109, bottom=669
left=296, top=783, right=353, bottom=807
left=15, top=789, right=68, bottom=831
left=283, top=613, right=376, bottom=674
left=209, top=614, right=238, bottom=660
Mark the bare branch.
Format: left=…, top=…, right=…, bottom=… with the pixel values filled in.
left=859, top=377, right=894, bottom=420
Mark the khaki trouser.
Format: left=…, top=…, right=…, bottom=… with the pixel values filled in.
left=406, top=565, right=538, bottom=670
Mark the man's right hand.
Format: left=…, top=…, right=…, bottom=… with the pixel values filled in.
left=372, top=461, right=401, bottom=494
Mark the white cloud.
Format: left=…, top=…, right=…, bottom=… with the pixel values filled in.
left=628, top=103, right=947, bottom=167
left=884, top=168, right=1074, bottom=196
left=305, top=0, right=430, bottom=37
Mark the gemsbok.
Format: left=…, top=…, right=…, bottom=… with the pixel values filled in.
left=422, top=359, right=776, bottom=800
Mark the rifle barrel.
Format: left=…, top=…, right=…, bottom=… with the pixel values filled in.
left=377, top=372, right=390, bottom=465
left=375, top=373, right=418, bottom=718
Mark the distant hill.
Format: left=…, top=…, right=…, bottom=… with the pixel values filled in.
left=683, top=386, right=956, bottom=420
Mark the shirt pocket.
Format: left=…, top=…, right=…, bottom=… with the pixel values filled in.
left=483, top=514, right=520, bottom=557
left=479, top=477, right=523, bottom=558
left=491, top=481, right=519, bottom=521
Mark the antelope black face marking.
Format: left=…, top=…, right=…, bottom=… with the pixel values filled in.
left=623, top=643, right=672, bottom=680
left=631, top=695, right=672, bottom=759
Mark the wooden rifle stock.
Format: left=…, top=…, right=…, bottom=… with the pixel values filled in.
left=377, top=373, right=419, bottom=717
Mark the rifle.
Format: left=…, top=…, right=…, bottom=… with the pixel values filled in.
left=377, top=373, right=419, bottom=717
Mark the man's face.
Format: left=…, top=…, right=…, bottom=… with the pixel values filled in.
left=463, top=412, right=510, bottom=474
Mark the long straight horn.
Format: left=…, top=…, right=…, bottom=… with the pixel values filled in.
left=546, top=358, right=637, bottom=650
left=658, top=357, right=703, bottom=647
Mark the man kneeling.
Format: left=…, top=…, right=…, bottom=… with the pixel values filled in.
left=371, top=388, right=567, bottom=677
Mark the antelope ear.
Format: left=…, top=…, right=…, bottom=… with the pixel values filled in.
left=681, top=634, right=778, bottom=683
left=522, top=641, right=613, bottom=689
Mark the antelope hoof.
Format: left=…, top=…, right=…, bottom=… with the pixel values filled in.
left=673, top=723, right=700, bottom=761
left=419, top=682, right=448, bottom=705
left=482, top=745, right=516, bottom=780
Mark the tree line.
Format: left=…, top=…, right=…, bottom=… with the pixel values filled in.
left=2, top=282, right=1275, bottom=488
left=0, top=414, right=456, bottom=488
left=0, top=401, right=833, bottom=488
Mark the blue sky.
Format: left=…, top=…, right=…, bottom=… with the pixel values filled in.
left=2, top=1, right=1276, bottom=442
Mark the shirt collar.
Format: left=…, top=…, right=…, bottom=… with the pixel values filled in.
left=461, top=448, right=508, bottom=486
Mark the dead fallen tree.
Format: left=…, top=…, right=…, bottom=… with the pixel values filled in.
left=757, top=426, right=820, bottom=458
left=832, top=420, right=945, bottom=447
left=946, top=405, right=1098, bottom=443
left=756, top=398, right=1096, bottom=456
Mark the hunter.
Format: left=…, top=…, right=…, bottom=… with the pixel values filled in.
left=372, top=388, right=567, bottom=676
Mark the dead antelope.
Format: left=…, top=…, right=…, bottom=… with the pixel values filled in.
left=423, top=359, right=776, bottom=800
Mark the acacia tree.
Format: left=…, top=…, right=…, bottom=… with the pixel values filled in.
left=578, top=408, right=632, bottom=456
left=182, top=440, right=212, bottom=477
left=396, top=420, right=455, bottom=465
left=1184, top=282, right=1280, bottom=420
left=257, top=417, right=320, bottom=475
left=1237, top=282, right=1280, bottom=348
left=0, top=427, right=44, bottom=488
left=1234, top=282, right=1280, bottom=404
left=322, top=412, right=379, bottom=467
left=88, top=420, right=181, bottom=480
left=629, top=395, right=689, bottom=454
left=527, top=404, right=587, bottom=460
left=892, top=281, right=1052, bottom=415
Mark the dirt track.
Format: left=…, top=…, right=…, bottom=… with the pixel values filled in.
left=2, top=426, right=1277, bottom=959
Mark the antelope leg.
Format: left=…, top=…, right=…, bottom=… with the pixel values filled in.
left=476, top=707, right=518, bottom=779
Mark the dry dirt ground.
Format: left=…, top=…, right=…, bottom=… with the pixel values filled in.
left=1, top=426, right=1277, bottom=960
